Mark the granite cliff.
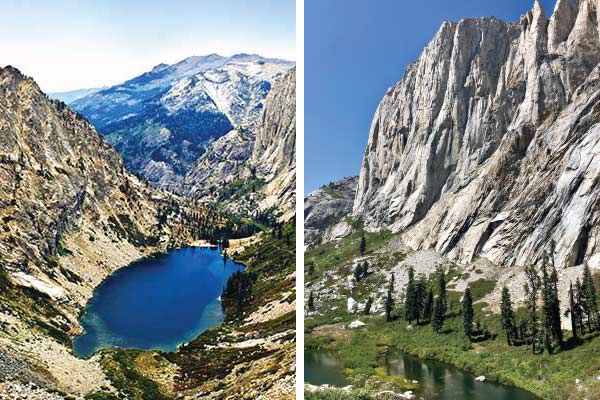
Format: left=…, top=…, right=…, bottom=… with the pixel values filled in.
left=354, top=0, right=600, bottom=270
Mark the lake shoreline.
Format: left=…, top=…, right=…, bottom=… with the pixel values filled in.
left=305, top=323, right=542, bottom=400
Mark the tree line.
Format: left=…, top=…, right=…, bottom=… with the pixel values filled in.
left=388, top=260, right=599, bottom=355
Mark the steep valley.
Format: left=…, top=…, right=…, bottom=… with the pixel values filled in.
left=0, top=61, right=296, bottom=399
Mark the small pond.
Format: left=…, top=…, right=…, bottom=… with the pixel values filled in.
left=305, top=348, right=540, bottom=399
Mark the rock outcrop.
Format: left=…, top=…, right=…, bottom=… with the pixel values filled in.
left=181, top=68, right=296, bottom=219
left=252, top=68, right=297, bottom=218
left=305, top=176, right=358, bottom=248
left=354, top=0, right=600, bottom=269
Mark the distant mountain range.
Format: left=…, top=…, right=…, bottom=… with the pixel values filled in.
left=67, top=54, right=294, bottom=189
left=49, top=87, right=104, bottom=103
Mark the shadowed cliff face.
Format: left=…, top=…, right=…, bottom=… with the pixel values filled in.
left=354, top=0, right=600, bottom=269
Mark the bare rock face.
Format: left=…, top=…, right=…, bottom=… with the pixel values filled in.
left=179, top=68, right=296, bottom=219
left=252, top=68, right=296, bottom=218
left=305, top=176, right=358, bottom=248
left=354, top=0, right=600, bottom=269
left=0, top=65, right=193, bottom=322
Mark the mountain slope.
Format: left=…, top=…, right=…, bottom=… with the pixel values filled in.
left=0, top=65, right=192, bottom=394
left=70, top=54, right=293, bottom=189
left=181, top=68, right=296, bottom=218
left=354, top=0, right=600, bottom=270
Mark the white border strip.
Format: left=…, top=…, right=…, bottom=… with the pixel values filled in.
left=295, top=0, right=305, bottom=397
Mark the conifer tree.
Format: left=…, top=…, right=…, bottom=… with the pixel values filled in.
left=500, top=287, right=516, bottom=345
left=575, top=278, right=586, bottom=334
left=360, top=233, right=366, bottom=255
left=385, top=273, right=395, bottom=322
left=354, top=263, right=363, bottom=282
left=404, top=266, right=417, bottom=324
left=364, top=297, right=373, bottom=315
left=423, top=289, right=434, bottom=324
left=549, top=265, right=563, bottom=346
left=308, top=291, right=315, bottom=312
left=582, top=264, right=598, bottom=331
left=415, top=275, right=427, bottom=324
left=462, top=286, right=474, bottom=339
left=432, top=267, right=446, bottom=333
left=524, top=265, right=541, bottom=354
left=568, top=280, right=578, bottom=339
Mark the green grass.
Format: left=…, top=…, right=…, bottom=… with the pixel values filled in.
left=306, top=231, right=600, bottom=400
left=469, top=278, right=496, bottom=301
left=307, top=311, right=600, bottom=400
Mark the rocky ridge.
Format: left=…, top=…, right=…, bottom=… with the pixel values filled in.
left=354, top=0, right=600, bottom=271
left=304, top=176, right=358, bottom=248
left=70, top=54, right=293, bottom=190
left=182, top=68, right=297, bottom=219
left=0, top=65, right=193, bottom=395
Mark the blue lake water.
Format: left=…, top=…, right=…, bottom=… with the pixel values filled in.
left=73, top=247, right=244, bottom=358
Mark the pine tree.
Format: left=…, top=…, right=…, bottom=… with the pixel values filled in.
left=582, top=264, right=598, bottom=331
left=432, top=296, right=444, bottom=333
left=354, top=263, right=363, bottom=282
left=364, top=297, right=373, bottom=315
left=568, top=280, right=578, bottom=340
left=432, top=267, right=446, bottom=333
left=308, top=291, right=315, bottom=312
left=385, top=273, right=395, bottom=322
left=415, top=275, right=427, bottom=324
left=541, top=262, right=553, bottom=353
left=524, top=265, right=541, bottom=354
left=423, top=289, right=434, bottom=324
left=462, top=287, right=474, bottom=339
left=360, top=233, right=366, bottom=255
left=575, top=278, right=586, bottom=334
left=500, top=287, right=516, bottom=345
left=404, top=266, right=417, bottom=324
left=549, top=265, right=563, bottom=346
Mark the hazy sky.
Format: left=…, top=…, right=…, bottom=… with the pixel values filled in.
left=305, top=0, right=557, bottom=194
left=0, top=0, right=295, bottom=92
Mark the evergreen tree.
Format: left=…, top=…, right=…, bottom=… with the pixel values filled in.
left=524, top=266, right=541, bottom=354
left=308, top=291, right=315, bottom=312
left=360, top=233, right=366, bottom=255
left=500, top=287, right=516, bottom=345
left=415, top=275, right=427, bottom=324
left=364, top=297, right=373, bottom=315
left=541, top=262, right=553, bottom=353
left=549, top=265, right=563, bottom=346
left=462, top=287, right=474, bottom=339
left=385, top=273, right=395, bottom=322
left=582, top=264, right=598, bottom=331
left=362, top=261, right=369, bottom=277
left=404, top=266, right=417, bottom=324
left=432, top=267, right=447, bottom=333
left=354, top=263, right=363, bottom=282
left=568, top=280, right=578, bottom=340
left=575, top=278, right=586, bottom=334
left=423, top=289, right=434, bottom=324
left=307, top=261, right=315, bottom=276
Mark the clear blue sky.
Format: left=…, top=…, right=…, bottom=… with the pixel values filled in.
left=305, top=0, right=556, bottom=194
left=0, top=0, right=295, bottom=92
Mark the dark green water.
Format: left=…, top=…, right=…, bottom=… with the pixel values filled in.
left=73, top=247, right=243, bottom=358
left=305, top=348, right=540, bottom=399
